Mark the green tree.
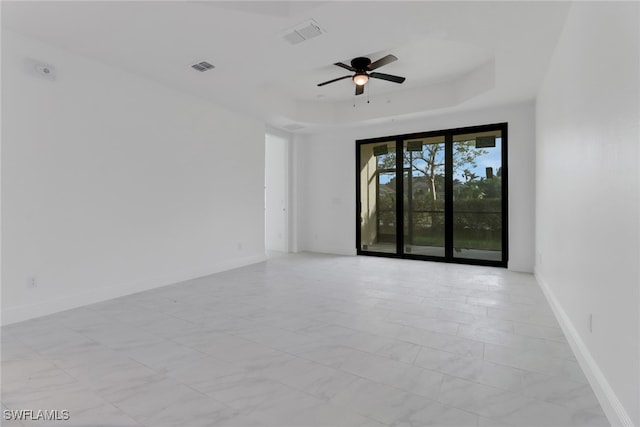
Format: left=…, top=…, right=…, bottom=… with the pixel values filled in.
left=374, top=140, right=489, bottom=202
left=407, top=140, right=487, bottom=201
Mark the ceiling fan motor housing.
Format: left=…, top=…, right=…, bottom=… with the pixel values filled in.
left=351, top=57, right=372, bottom=70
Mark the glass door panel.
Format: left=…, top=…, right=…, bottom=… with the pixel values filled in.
left=452, top=130, right=503, bottom=261
left=359, top=141, right=397, bottom=254
left=403, top=136, right=446, bottom=257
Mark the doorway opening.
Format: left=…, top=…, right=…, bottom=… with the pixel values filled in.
left=265, top=133, right=289, bottom=254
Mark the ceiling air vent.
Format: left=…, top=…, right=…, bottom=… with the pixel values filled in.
left=282, top=19, right=324, bottom=45
left=191, top=61, right=215, bottom=72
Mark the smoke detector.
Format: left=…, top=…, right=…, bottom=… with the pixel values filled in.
left=24, top=59, right=56, bottom=81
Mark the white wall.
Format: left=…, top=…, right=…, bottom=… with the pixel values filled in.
left=265, top=133, right=289, bottom=252
left=535, top=2, right=639, bottom=426
left=1, top=31, right=267, bottom=325
left=294, top=101, right=536, bottom=272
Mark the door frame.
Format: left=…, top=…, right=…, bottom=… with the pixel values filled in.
left=355, top=122, right=508, bottom=267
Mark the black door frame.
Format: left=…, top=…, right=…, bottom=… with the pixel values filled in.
left=355, top=122, right=508, bottom=268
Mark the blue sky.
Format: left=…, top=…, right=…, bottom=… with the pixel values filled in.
left=454, top=139, right=502, bottom=182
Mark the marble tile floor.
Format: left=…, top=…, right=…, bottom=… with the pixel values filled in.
left=1, top=253, right=609, bottom=426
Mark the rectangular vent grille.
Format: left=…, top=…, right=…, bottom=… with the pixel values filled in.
left=297, top=23, right=322, bottom=40
left=282, top=20, right=323, bottom=45
left=191, top=61, right=215, bottom=72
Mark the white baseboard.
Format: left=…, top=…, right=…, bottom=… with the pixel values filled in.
left=1, top=253, right=267, bottom=326
left=535, top=269, right=635, bottom=427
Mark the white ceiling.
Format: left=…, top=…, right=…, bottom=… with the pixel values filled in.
left=2, top=1, right=572, bottom=132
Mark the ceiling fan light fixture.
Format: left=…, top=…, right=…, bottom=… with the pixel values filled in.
left=317, top=55, right=404, bottom=95
left=353, top=73, right=369, bottom=86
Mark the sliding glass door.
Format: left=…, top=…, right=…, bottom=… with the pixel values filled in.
left=356, top=123, right=507, bottom=267
left=403, top=136, right=446, bottom=257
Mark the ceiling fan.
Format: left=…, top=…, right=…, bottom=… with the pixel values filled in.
left=317, top=54, right=406, bottom=95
